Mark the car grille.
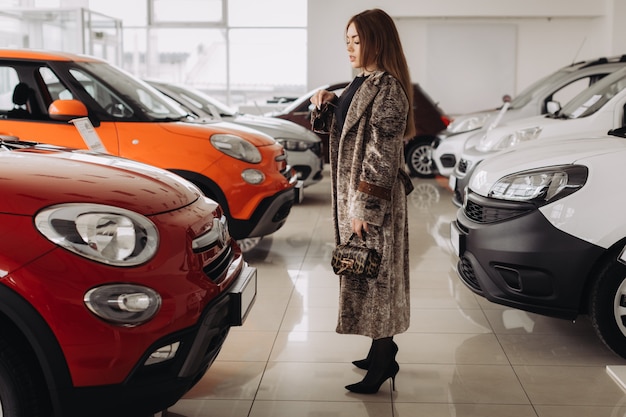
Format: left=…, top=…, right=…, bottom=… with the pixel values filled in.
left=459, top=256, right=481, bottom=291
left=440, top=154, right=456, bottom=168
left=457, top=159, right=469, bottom=174
left=275, top=149, right=288, bottom=174
left=465, top=199, right=533, bottom=223
left=192, top=215, right=234, bottom=285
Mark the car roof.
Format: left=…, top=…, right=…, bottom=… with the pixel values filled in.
left=0, top=48, right=102, bottom=63
left=569, top=54, right=626, bottom=70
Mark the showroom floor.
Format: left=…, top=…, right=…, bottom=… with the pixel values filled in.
left=166, top=167, right=626, bottom=417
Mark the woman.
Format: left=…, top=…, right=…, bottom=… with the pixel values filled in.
left=311, top=8, right=415, bottom=394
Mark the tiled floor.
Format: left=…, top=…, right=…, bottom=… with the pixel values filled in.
left=166, top=167, right=626, bottom=417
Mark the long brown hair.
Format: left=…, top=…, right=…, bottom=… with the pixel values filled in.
left=347, top=9, right=416, bottom=138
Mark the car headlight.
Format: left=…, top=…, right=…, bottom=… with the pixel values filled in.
left=276, top=139, right=312, bottom=151
left=211, top=134, right=262, bottom=163
left=446, top=113, right=490, bottom=134
left=84, top=284, right=161, bottom=326
left=478, top=126, right=542, bottom=152
left=488, top=165, right=587, bottom=204
left=35, top=203, right=159, bottom=266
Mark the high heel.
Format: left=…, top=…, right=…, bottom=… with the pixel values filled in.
left=352, top=339, right=397, bottom=370
left=346, top=337, right=399, bottom=394
left=345, top=361, right=399, bottom=394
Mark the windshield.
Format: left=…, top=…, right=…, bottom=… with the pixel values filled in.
left=278, top=82, right=347, bottom=115
left=559, top=67, right=626, bottom=119
left=280, top=85, right=330, bottom=114
left=508, top=70, right=568, bottom=109
left=72, top=62, right=189, bottom=120
left=167, top=84, right=237, bottom=117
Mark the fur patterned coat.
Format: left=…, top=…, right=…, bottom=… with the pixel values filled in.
left=323, top=71, right=411, bottom=339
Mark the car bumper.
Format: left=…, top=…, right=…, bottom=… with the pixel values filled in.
left=288, top=149, right=324, bottom=188
left=449, top=163, right=477, bottom=207
left=433, top=135, right=462, bottom=177
left=451, top=192, right=604, bottom=320
left=59, top=263, right=257, bottom=417
left=229, top=173, right=300, bottom=239
left=450, top=148, right=492, bottom=206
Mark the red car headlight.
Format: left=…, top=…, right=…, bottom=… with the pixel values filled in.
left=35, top=203, right=159, bottom=266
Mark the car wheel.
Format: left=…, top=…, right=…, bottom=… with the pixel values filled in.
left=590, top=257, right=626, bottom=359
left=0, top=338, right=49, bottom=416
left=405, top=137, right=436, bottom=178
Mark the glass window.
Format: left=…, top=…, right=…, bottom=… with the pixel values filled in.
left=561, top=68, right=626, bottom=119
left=2, top=1, right=308, bottom=109
left=89, top=0, right=148, bottom=26
left=551, top=77, right=594, bottom=107
left=0, top=66, right=20, bottom=111
left=229, top=28, right=306, bottom=99
left=152, top=0, right=223, bottom=24
left=39, top=67, right=73, bottom=101
left=228, top=0, right=306, bottom=27
left=143, top=28, right=227, bottom=87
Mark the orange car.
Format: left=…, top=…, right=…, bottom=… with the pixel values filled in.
left=0, top=49, right=300, bottom=240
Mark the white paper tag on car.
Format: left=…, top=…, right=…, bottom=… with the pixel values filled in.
left=70, top=117, right=108, bottom=153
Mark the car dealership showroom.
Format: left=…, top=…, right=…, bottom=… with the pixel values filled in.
left=2, top=0, right=626, bottom=416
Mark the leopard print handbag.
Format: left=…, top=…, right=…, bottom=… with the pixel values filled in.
left=331, top=233, right=381, bottom=279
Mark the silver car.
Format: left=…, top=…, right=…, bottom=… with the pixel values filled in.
left=148, top=80, right=324, bottom=188
left=433, top=54, right=626, bottom=178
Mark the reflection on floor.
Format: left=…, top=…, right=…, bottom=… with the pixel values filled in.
left=166, top=168, right=626, bottom=417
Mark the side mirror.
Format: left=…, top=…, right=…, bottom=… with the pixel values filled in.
left=48, top=99, right=89, bottom=121
left=546, top=101, right=561, bottom=115
left=608, top=126, right=626, bottom=138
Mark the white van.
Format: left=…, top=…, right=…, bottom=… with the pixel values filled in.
left=450, top=65, right=626, bottom=205
left=450, top=128, right=626, bottom=358
left=433, top=55, right=626, bottom=178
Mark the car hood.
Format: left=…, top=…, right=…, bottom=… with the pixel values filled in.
left=445, top=109, right=498, bottom=134
left=469, top=135, right=626, bottom=197
left=0, top=145, right=202, bottom=216
left=230, top=114, right=320, bottom=143
left=465, top=111, right=614, bottom=151
left=159, top=120, right=276, bottom=147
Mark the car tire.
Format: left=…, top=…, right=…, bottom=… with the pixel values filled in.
left=405, top=136, right=437, bottom=178
left=0, top=337, right=49, bottom=417
left=590, top=257, right=626, bottom=359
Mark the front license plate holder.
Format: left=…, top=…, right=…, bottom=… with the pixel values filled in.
left=450, top=221, right=465, bottom=257
left=229, top=263, right=257, bottom=326
left=448, top=175, right=457, bottom=192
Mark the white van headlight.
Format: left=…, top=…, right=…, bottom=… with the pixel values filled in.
left=488, top=165, right=587, bottom=204
left=35, top=203, right=159, bottom=266
left=478, top=126, right=542, bottom=152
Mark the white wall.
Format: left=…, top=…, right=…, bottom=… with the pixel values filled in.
left=307, top=0, right=623, bottom=114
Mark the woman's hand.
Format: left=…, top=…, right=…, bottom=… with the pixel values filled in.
left=351, top=218, right=369, bottom=239
left=311, top=89, right=336, bottom=109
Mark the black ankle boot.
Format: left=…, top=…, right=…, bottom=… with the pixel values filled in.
left=352, top=338, right=398, bottom=370
left=346, top=337, right=399, bottom=394
left=352, top=340, right=374, bottom=370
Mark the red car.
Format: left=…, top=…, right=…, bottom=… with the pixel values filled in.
left=0, top=137, right=256, bottom=416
